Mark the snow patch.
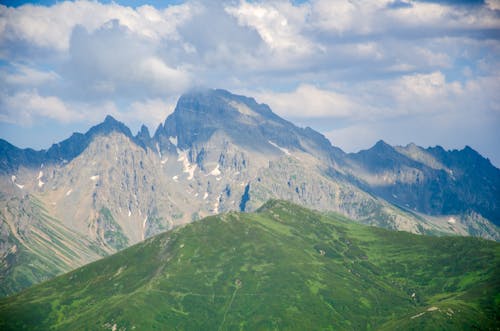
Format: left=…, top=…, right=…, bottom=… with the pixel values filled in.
left=268, top=140, right=291, bottom=155
left=447, top=217, right=456, bottom=224
left=156, top=142, right=162, bottom=158
left=37, top=171, right=43, bottom=180
left=90, top=175, right=100, bottom=181
left=66, top=189, right=73, bottom=196
left=213, top=194, right=221, bottom=214
left=172, top=175, right=179, bottom=182
left=216, top=177, right=222, bottom=181
left=142, top=216, right=148, bottom=241
left=203, top=192, right=208, bottom=200
left=169, top=136, right=178, bottom=146
left=177, top=150, right=197, bottom=180
left=128, top=209, right=132, bottom=217
left=38, top=179, right=44, bottom=188
left=210, top=164, right=221, bottom=176
left=11, top=176, right=24, bottom=189
left=161, top=157, right=168, bottom=165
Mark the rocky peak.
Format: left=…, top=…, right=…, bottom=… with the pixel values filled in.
left=135, top=125, right=153, bottom=150
left=154, top=89, right=337, bottom=161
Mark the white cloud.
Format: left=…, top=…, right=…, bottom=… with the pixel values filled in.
left=0, top=0, right=196, bottom=52
left=2, top=64, right=59, bottom=86
left=127, top=97, right=177, bottom=130
left=310, top=0, right=500, bottom=35
left=136, top=57, right=190, bottom=94
left=253, top=84, right=358, bottom=118
left=225, top=0, right=319, bottom=57
left=0, top=90, right=81, bottom=125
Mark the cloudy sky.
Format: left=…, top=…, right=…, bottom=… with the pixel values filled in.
left=1, top=0, right=499, bottom=166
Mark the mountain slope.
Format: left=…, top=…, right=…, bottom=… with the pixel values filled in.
left=0, top=200, right=498, bottom=330
left=0, top=192, right=106, bottom=296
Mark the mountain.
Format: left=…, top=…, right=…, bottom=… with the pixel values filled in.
left=345, top=140, right=500, bottom=228
left=0, top=201, right=498, bottom=330
left=1, top=88, right=499, bottom=297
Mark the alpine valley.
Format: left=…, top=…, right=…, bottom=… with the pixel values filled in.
left=1, top=89, right=499, bottom=299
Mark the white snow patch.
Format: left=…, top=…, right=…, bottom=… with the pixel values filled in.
left=268, top=140, right=291, bottom=155
left=177, top=150, right=197, bottom=180
left=194, top=193, right=199, bottom=197
left=213, top=194, right=221, bottom=214
left=128, top=209, right=132, bottom=217
left=90, top=175, right=100, bottom=181
left=216, top=177, right=222, bottom=181
left=427, top=306, right=439, bottom=312
left=447, top=217, right=456, bottom=224
left=210, top=164, right=221, bottom=176
left=11, top=175, right=24, bottom=189
left=172, top=175, right=179, bottom=182
left=169, top=136, right=178, bottom=146
left=161, top=157, right=168, bottom=165
left=203, top=192, right=208, bottom=200
left=66, top=189, right=73, bottom=196
left=156, top=142, right=162, bottom=158
left=38, top=179, right=44, bottom=188
left=37, top=171, right=43, bottom=180
left=142, top=216, right=148, bottom=240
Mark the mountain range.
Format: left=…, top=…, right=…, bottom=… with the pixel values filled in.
left=1, top=88, right=499, bottom=297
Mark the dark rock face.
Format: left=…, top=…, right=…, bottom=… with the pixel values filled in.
left=346, top=141, right=500, bottom=226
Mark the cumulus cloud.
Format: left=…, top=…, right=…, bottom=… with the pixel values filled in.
left=225, top=1, right=316, bottom=56
left=253, top=84, right=358, bottom=118
left=0, top=90, right=81, bottom=125
left=0, top=0, right=195, bottom=52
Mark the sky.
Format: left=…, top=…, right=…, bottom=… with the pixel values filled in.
left=0, top=0, right=499, bottom=166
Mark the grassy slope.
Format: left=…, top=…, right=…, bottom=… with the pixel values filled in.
left=0, top=200, right=498, bottom=330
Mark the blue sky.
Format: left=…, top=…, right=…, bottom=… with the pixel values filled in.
left=0, top=0, right=499, bottom=165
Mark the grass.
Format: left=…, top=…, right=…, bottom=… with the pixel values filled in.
left=0, top=199, right=498, bottom=330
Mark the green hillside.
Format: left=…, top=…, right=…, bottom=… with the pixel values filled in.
left=0, top=200, right=498, bottom=330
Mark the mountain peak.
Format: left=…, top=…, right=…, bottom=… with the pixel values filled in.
left=151, top=89, right=341, bottom=161
left=104, top=114, right=118, bottom=123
